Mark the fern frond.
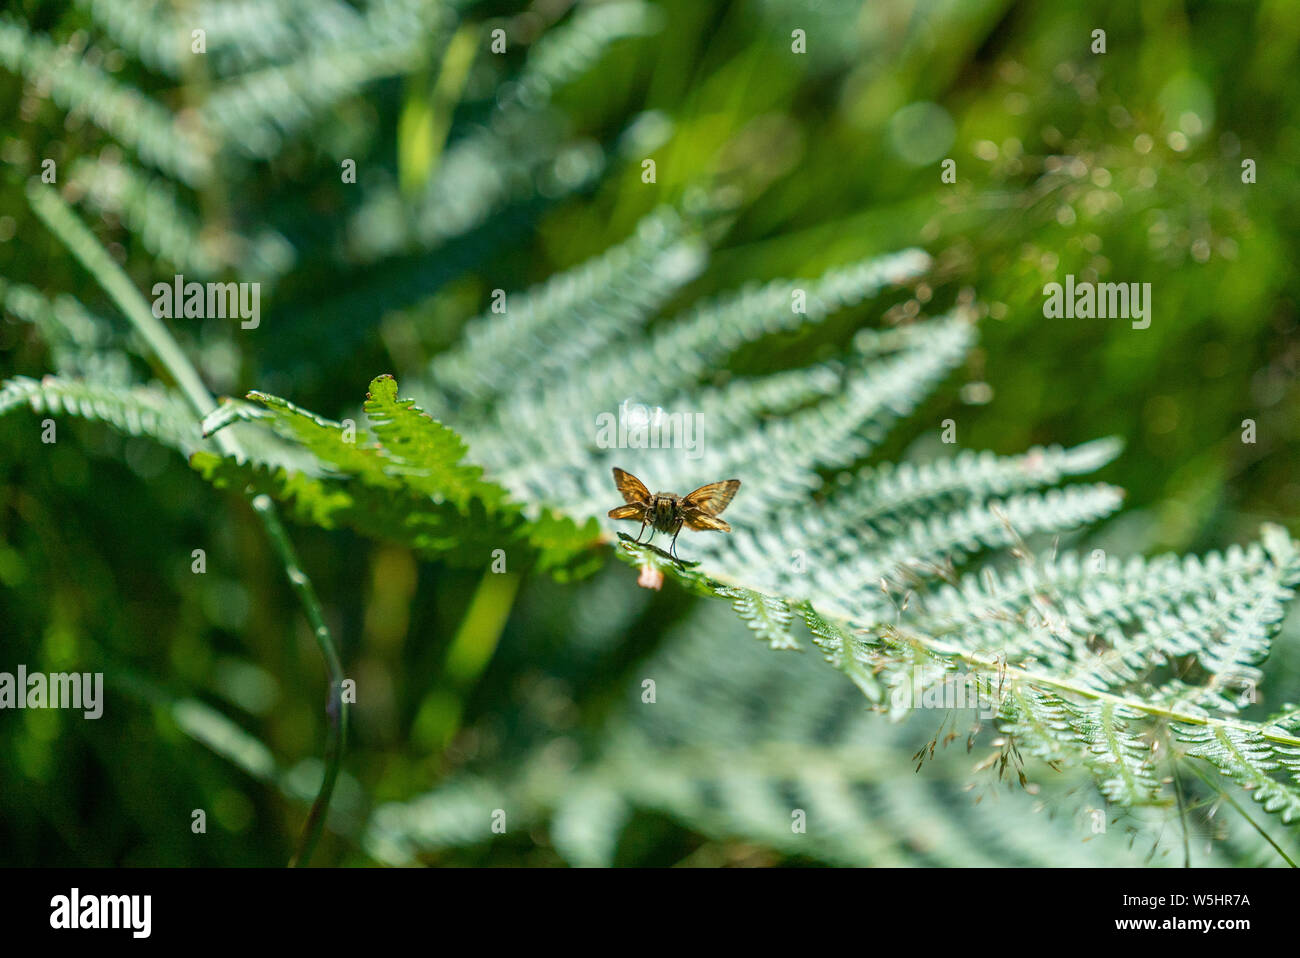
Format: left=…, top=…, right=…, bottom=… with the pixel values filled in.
left=807, top=439, right=1124, bottom=530
left=73, top=0, right=187, bottom=76
left=551, top=247, right=932, bottom=421
left=364, top=775, right=510, bottom=864
left=1076, top=701, right=1164, bottom=805
left=348, top=2, right=660, bottom=262
left=196, top=376, right=601, bottom=574
left=215, top=228, right=1297, bottom=840
left=718, top=586, right=800, bottom=650
left=0, top=276, right=125, bottom=378
left=853, top=484, right=1123, bottom=586
left=205, top=389, right=394, bottom=483
left=424, top=206, right=707, bottom=412
left=189, top=450, right=518, bottom=565
left=201, top=29, right=439, bottom=159
left=471, top=248, right=933, bottom=489
left=509, top=0, right=663, bottom=107
left=699, top=311, right=975, bottom=512
left=0, top=374, right=203, bottom=453
left=548, top=785, right=632, bottom=869
left=76, top=0, right=368, bottom=77
left=0, top=17, right=209, bottom=185
left=67, top=156, right=222, bottom=277
left=1178, top=724, right=1300, bottom=824
left=801, top=601, right=883, bottom=702
left=922, top=539, right=1281, bottom=641
left=916, top=528, right=1300, bottom=707
left=694, top=363, right=845, bottom=430
left=362, top=374, right=506, bottom=512
left=363, top=602, right=1273, bottom=866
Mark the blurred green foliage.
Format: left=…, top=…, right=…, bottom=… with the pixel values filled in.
left=1, top=0, right=1297, bottom=865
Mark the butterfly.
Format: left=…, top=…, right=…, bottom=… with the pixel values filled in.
left=607, top=467, right=741, bottom=559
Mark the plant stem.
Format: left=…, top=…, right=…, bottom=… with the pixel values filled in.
left=1186, top=763, right=1296, bottom=867
left=253, top=495, right=349, bottom=868
left=878, top=622, right=1300, bottom=749
left=27, top=181, right=348, bottom=866
left=26, top=182, right=216, bottom=417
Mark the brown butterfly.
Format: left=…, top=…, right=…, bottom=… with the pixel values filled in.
left=608, top=467, right=741, bottom=559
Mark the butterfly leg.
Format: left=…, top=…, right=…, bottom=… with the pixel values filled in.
left=633, top=516, right=648, bottom=543
left=668, top=518, right=684, bottom=560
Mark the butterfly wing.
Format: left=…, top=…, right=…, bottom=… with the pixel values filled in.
left=680, top=479, right=740, bottom=532
left=608, top=503, right=646, bottom=521
left=682, top=512, right=731, bottom=532
left=612, top=467, right=651, bottom=505
left=682, top=479, right=740, bottom=516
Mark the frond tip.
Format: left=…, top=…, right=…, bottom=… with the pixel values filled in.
left=192, top=375, right=602, bottom=578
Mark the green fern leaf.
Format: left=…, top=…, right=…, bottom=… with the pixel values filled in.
left=0, top=374, right=202, bottom=452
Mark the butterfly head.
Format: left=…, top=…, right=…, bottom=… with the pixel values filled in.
left=650, top=493, right=681, bottom=532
